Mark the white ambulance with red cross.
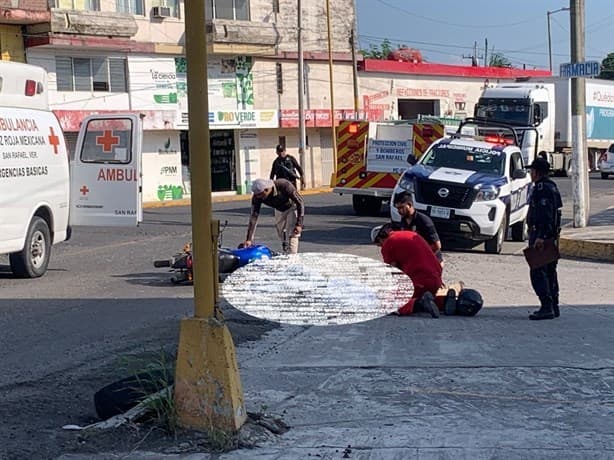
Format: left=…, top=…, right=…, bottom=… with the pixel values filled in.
left=0, top=61, right=142, bottom=278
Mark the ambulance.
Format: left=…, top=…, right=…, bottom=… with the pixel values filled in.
left=0, top=61, right=142, bottom=278
left=332, top=118, right=447, bottom=215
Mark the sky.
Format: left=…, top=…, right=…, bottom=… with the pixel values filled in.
left=355, top=0, right=614, bottom=74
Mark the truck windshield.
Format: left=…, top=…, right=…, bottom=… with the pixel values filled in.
left=421, top=144, right=506, bottom=176
left=475, top=98, right=531, bottom=125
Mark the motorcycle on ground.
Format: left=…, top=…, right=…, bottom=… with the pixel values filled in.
left=153, top=222, right=274, bottom=284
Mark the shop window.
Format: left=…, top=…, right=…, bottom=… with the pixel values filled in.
left=117, top=0, right=144, bottom=15
left=207, top=0, right=249, bottom=20
left=55, top=0, right=100, bottom=10
left=55, top=56, right=127, bottom=93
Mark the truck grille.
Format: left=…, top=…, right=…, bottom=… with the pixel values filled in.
left=415, top=180, right=475, bottom=209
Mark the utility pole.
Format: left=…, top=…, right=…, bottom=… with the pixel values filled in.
left=484, top=38, right=488, bottom=66
left=174, top=0, right=246, bottom=432
left=350, top=28, right=359, bottom=115
left=570, top=0, right=589, bottom=227
left=297, top=0, right=307, bottom=183
left=325, top=0, right=338, bottom=173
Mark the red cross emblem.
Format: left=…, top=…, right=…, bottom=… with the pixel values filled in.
left=80, top=185, right=89, bottom=196
left=48, top=127, right=61, bottom=154
left=96, top=130, right=120, bottom=153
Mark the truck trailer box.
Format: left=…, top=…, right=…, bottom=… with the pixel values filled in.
left=554, top=78, right=614, bottom=150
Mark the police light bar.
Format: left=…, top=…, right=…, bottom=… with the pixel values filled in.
left=482, top=135, right=514, bottom=145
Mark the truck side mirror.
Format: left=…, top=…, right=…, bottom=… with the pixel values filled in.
left=512, top=169, right=527, bottom=179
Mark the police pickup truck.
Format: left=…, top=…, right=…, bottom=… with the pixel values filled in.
left=390, top=122, right=532, bottom=254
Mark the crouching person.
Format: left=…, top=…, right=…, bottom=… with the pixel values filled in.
left=372, top=224, right=444, bottom=318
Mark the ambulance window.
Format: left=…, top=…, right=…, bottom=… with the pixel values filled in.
left=79, top=118, right=133, bottom=164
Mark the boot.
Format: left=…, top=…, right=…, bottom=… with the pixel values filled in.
left=529, top=297, right=555, bottom=321
left=553, top=296, right=560, bottom=318
left=418, top=291, right=439, bottom=318
left=443, top=288, right=457, bottom=316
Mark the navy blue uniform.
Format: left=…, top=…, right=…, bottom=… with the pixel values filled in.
left=527, top=176, right=563, bottom=307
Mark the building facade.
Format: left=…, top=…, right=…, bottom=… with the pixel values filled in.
left=0, top=0, right=551, bottom=202
left=0, top=0, right=357, bottom=202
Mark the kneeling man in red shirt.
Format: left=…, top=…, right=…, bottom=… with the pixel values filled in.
left=372, top=224, right=444, bottom=317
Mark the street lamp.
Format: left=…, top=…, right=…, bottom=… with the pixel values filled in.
left=547, top=6, right=570, bottom=72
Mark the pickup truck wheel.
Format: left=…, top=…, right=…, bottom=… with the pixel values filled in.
left=9, top=217, right=51, bottom=278
left=511, top=218, right=528, bottom=242
left=601, top=172, right=609, bottom=179
left=352, top=195, right=382, bottom=216
left=485, top=214, right=507, bottom=254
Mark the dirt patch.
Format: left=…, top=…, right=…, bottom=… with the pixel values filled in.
left=0, top=313, right=278, bottom=460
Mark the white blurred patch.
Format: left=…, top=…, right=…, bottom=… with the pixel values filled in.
left=221, top=253, right=414, bottom=325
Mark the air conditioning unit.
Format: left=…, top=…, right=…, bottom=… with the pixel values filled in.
left=152, top=6, right=171, bottom=18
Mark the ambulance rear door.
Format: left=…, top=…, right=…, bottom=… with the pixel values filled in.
left=70, top=114, right=143, bottom=226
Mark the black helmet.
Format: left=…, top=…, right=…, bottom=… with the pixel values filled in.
left=455, top=289, right=483, bottom=316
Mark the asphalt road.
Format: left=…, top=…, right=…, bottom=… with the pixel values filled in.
left=0, top=173, right=612, bottom=459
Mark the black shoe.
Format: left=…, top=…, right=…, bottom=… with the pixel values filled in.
left=443, top=289, right=457, bottom=316
left=529, top=308, right=555, bottom=321
left=420, top=292, right=439, bottom=318
left=553, top=305, right=560, bottom=318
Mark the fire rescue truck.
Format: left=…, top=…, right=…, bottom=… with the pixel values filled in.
left=332, top=118, right=448, bottom=215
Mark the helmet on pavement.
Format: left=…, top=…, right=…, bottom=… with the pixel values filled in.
left=455, top=288, right=483, bottom=316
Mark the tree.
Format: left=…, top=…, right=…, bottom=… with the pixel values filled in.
left=489, top=52, right=512, bottom=68
left=598, top=53, right=614, bottom=80
left=360, top=39, right=393, bottom=60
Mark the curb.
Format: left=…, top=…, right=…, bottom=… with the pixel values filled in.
left=143, top=187, right=332, bottom=209
left=559, top=236, right=614, bottom=263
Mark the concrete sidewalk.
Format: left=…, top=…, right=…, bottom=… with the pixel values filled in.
left=560, top=205, right=614, bottom=262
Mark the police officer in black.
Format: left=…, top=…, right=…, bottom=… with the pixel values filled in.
left=392, top=191, right=444, bottom=266
left=526, top=157, right=563, bottom=320
left=270, top=144, right=305, bottom=189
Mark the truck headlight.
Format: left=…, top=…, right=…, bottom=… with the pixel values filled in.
left=398, top=175, right=415, bottom=193
left=475, top=185, right=499, bottom=202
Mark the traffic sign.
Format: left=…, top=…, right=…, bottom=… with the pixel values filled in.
left=560, top=61, right=601, bottom=78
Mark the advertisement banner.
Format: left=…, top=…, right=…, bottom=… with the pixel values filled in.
left=128, top=57, right=178, bottom=111
left=279, top=109, right=385, bottom=128
left=175, top=109, right=278, bottom=130
left=587, top=106, right=614, bottom=140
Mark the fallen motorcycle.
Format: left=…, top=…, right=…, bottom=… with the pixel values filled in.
left=154, top=241, right=274, bottom=284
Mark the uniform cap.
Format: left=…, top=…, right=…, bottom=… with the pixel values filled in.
left=251, top=178, right=274, bottom=193
left=526, top=157, right=550, bottom=173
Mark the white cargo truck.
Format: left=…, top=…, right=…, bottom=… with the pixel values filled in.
left=475, top=78, right=614, bottom=176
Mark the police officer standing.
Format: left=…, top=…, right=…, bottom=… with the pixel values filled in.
left=526, top=157, right=563, bottom=320
left=270, top=144, right=305, bottom=189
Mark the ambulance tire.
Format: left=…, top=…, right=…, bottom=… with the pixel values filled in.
left=352, top=195, right=382, bottom=216
left=10, top=217, right=51, bottom=278
left=485, top=213, right=506, bottom=254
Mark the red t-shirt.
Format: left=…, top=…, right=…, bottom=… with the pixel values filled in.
left=381, top=230, right=442, bottom=282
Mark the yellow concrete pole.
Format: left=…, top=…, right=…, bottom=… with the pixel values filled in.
left=173, top=0, right=247, bottom=433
